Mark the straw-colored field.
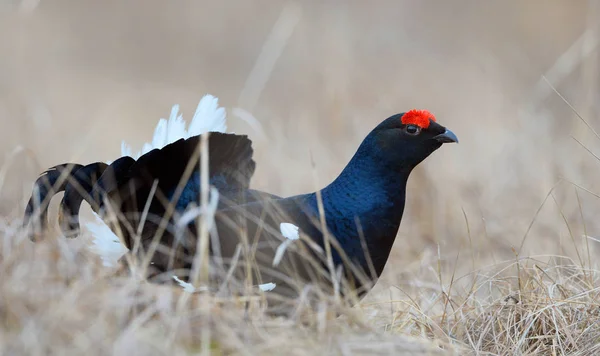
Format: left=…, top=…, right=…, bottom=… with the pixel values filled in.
left=2, top=1, right=600, bottom=354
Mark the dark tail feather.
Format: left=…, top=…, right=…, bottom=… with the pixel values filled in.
left=88, top=156, right=137, bottom=246
left=90, top=156, right=136, bottom=211
left=23, top=163, right=84, bottom=240
left=57, top=162, right=108, bottom=238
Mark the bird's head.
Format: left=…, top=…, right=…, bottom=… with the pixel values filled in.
left=366, top=109, right=458, bottom=173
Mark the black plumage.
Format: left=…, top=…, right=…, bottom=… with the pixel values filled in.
left=22, top=110, right=457, bottom=310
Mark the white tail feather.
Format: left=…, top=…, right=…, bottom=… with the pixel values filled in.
left=86, top=212, right=128, bottom=267
left=188, top=94, right=227, bottom=136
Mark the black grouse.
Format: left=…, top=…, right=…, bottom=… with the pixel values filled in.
left=23, top=104, right=457, bottom=309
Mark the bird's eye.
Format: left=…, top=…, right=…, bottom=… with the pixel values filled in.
left=405, top=124, right=421, bottom=136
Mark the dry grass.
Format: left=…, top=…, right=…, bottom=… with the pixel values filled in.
left=2, top=0, right=600, bottom=355
left=0, top=219, right=451, bottom=355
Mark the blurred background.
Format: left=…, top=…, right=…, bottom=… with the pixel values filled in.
left=1, top=0, right=600, bottom=293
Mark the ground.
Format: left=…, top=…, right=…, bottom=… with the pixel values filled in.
left=1, top=1, right=600, bottom=355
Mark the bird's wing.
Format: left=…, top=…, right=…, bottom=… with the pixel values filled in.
left=94, top=132, right=255, bottom=259
left=84, top=94, right=229, bottom=266
left=127, top=131, right=256, bottom=199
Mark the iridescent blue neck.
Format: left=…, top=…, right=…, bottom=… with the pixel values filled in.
left=304, top=135, right=412, bottom=277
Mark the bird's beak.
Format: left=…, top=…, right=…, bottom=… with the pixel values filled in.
left=434, top=129, right=459, bottom=143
